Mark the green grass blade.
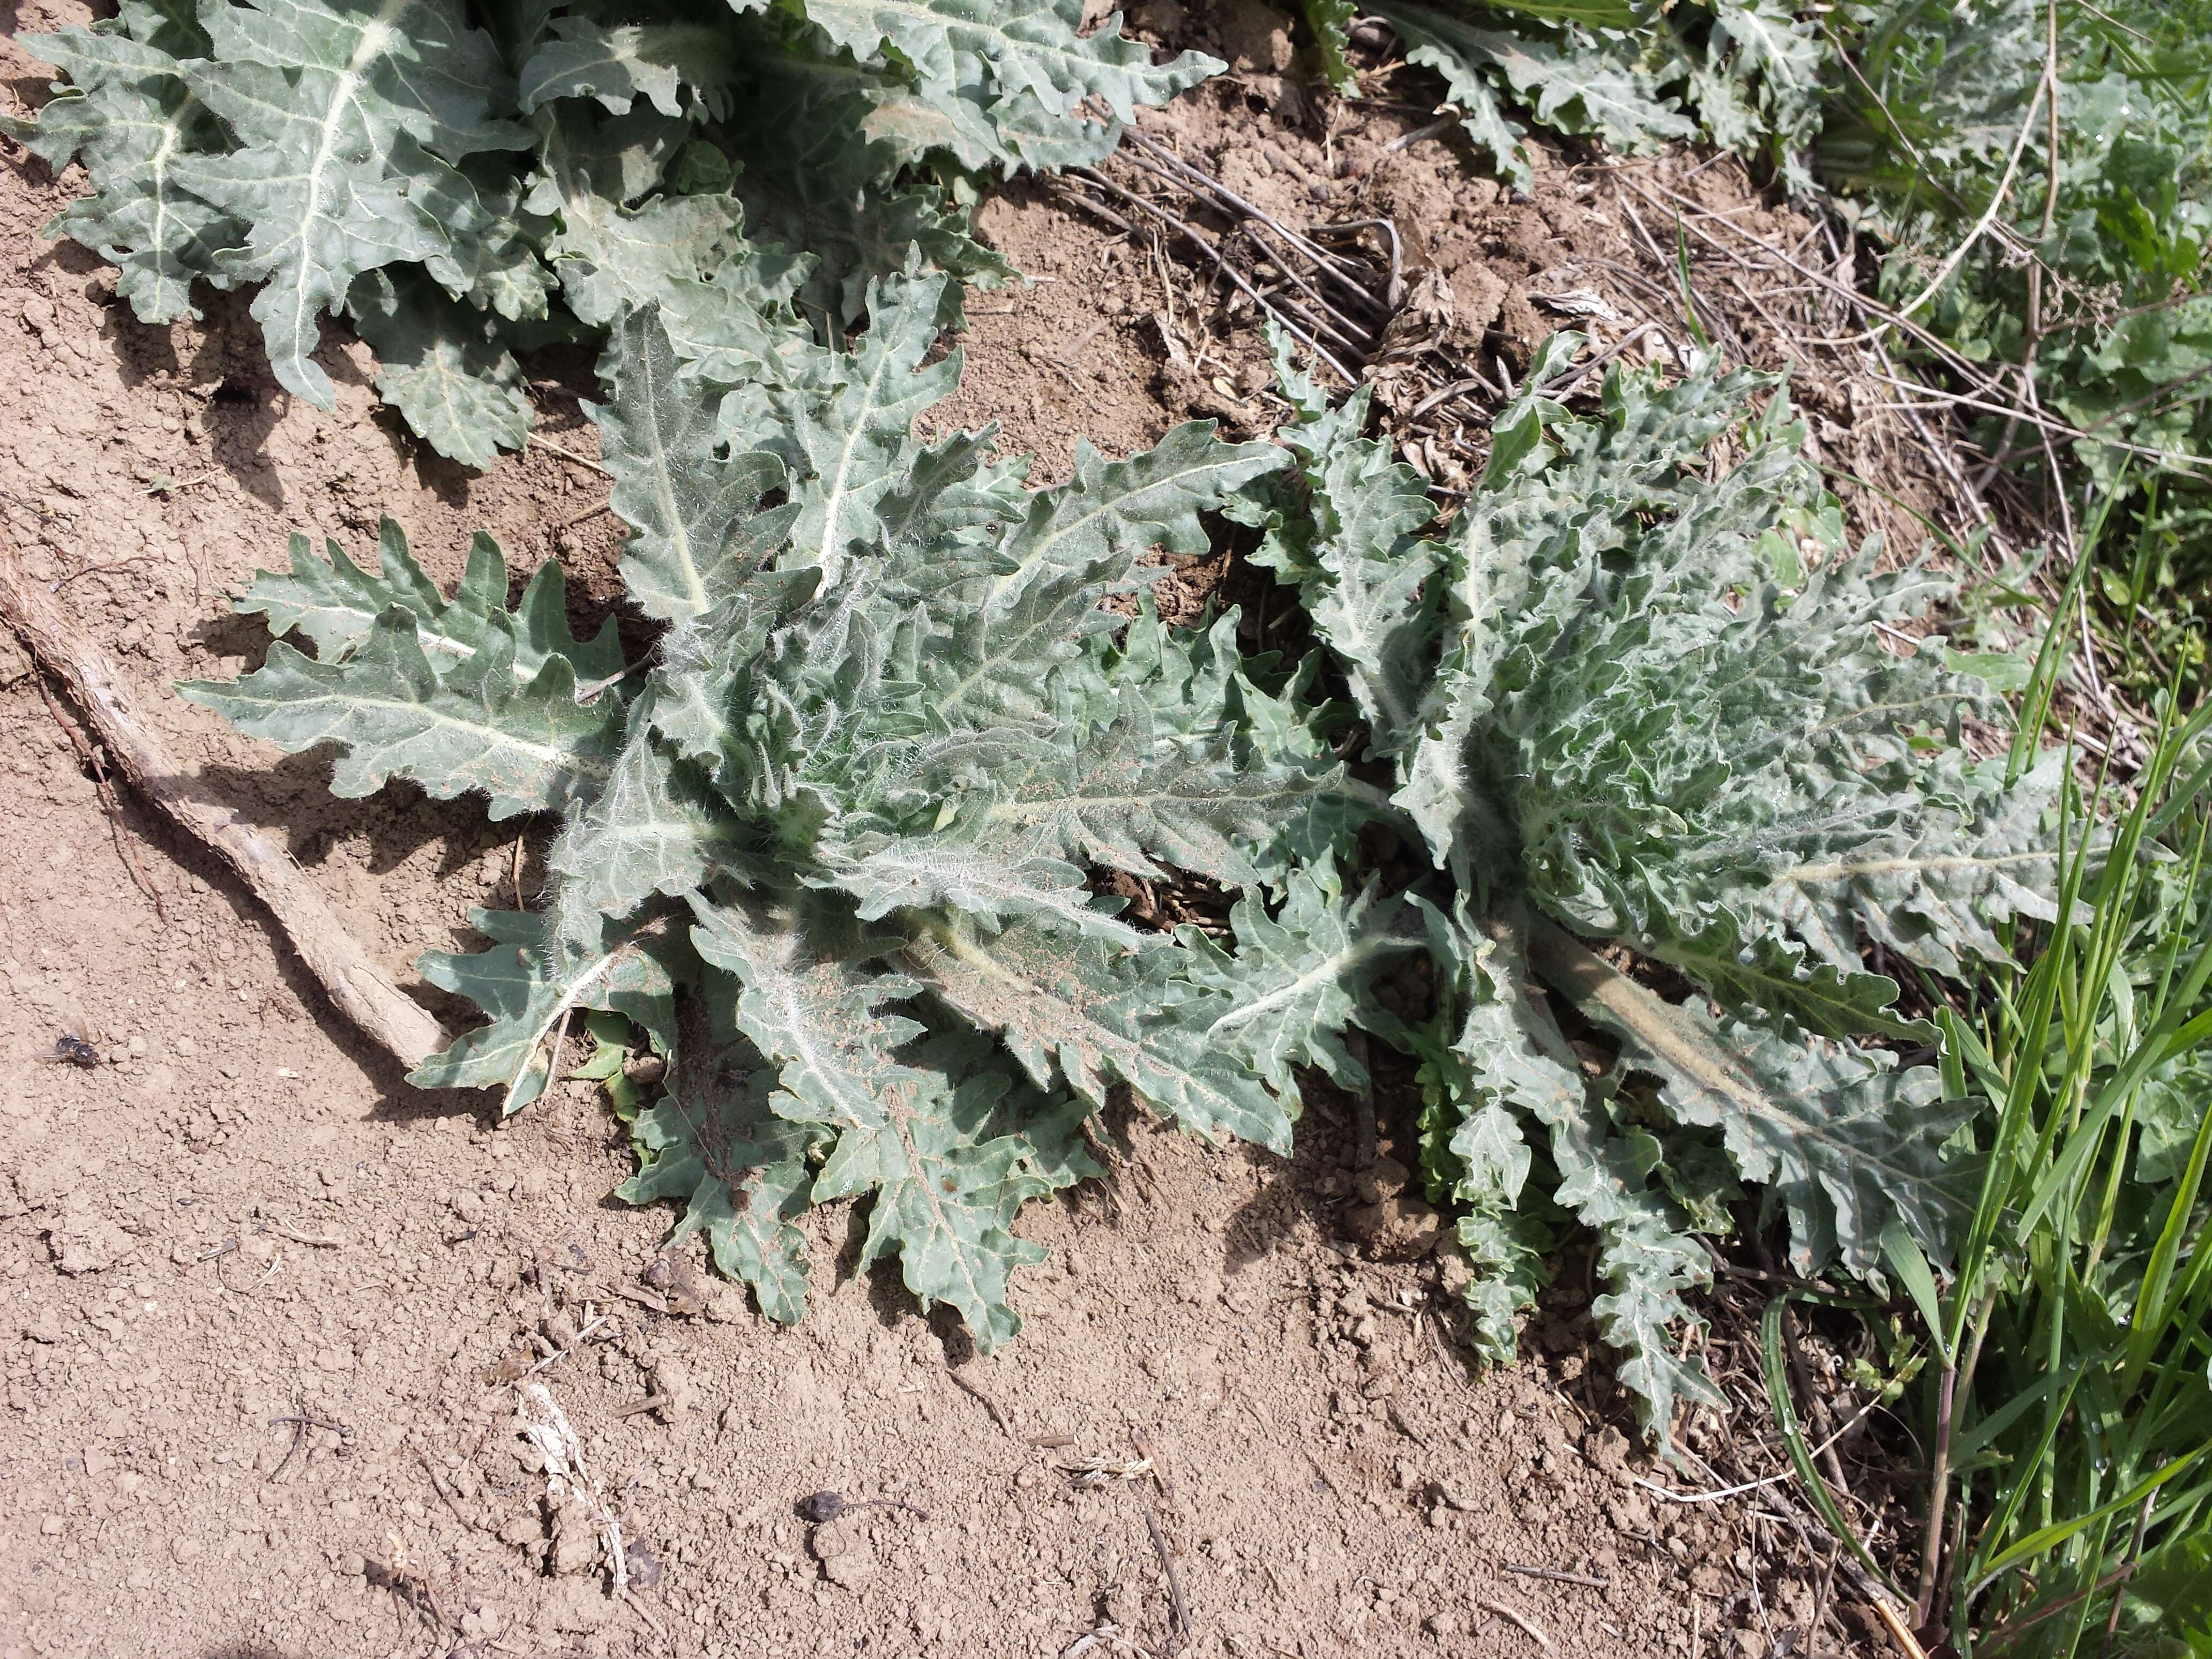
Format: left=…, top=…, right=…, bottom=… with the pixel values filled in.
left=1762, top=1291, right=1909, bottom=1602
left=1882, top=1220, right=1954, bottom=1367
left=2123, top=1097, right=2212, bottom=1388
left=1969, top=1448, right=2209, bottom=1596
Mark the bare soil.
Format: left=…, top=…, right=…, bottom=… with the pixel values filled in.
left=0, top=5, right=1862, bottom=1657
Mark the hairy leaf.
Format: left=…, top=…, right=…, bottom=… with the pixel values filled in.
left=691, top=896, right=1095, bottom=1348
left=413, top=908, right=685, bottom=1113
left=1177, top=864, right=1416, bottom=1095
left=178, top=604, right=621, bottom=820
left=518, top=15, right=738, bottom=119
left=813, top=1029, right=1098, bottom=1352
left=1531, top=924, right=1979, bottom=1276
left=621, top=1060, right=823, bottom=1324
left=231, top=518, right=624, bottom=684
left=756, top=268, right=965, bottom=583
left=1265, top=371, right=1445, bottom=759
left=1302, top=0, right=1359, bottom=94
left=9, top=10, right=236, bottom=324
left=347, top=268, right=529, bottom=466
left=1271, top=350, right=2060, bottom=1436
left=550, top=718, right=748, bottom=921
left=590, top=305, right=797, bottom=623
left=925, top=424, right=1289, bottom=731
left=175, top=0, right=530, bottom=408
left=783, top=0, right=1220, bottom=126
left=720, top=63, right=1011, bottom=326
left=907, top=915, right=1298, bottom=1152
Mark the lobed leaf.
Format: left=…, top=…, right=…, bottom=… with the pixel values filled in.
left=412, top=908, right=685, bottom=1114
left=779, top=0, right=1220, bottom=126
left=925, top=423, right=1289, bottom=731
left=1448, top=907, right=1721, bottom=1434
left=549, top=718, right=750, bottom=922
left=907, top=915, right=1298, bottom=1152
left=347, top=267, right=530, bottom=466
left=589, top=305, right=797, bottom=623
left=178, top=605, right=621, bottom=820
left=9, top=13, right=237, bottom=325
left=1265, top=369, right=1446, bottom=760
left=621, top=1059, right=823, bottom=1325
left=231, top=518, right=623, bottom=684
left=1177, top=863, right=1418, bottom=1096
left=1530, top=924, right=1981, bottom=1277
left=690, top=896, right=1095, bottom=1348
left=754, top=268, right=966, bottom=584
left=174, top=0, right=531, bottom=408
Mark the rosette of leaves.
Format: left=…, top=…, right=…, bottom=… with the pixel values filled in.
left=179, top=273, right=1408, bottom=1350
left=1332, top=0, right=1822, bottom=191
left=1818, top=0, right=2212, bottom=505
left=1246, top=328, right=2061, bottom=1433
left=6, top=0, right=1219, bottom=466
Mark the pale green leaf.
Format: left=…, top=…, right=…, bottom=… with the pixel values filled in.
left=177, top=606, right=621, bottom=820
left=1176, top=863, right=1417, bottom=1096
left=518, top=16, right=738, bottom=119
left=759, top=267, right=965, bottom=584
left=412, top=908, right=684, bottom=1114
left=814, top=1029, right=1097, bottom=1352
left=347, top=267, right=530, bottom=467
left=621, top=1059, right=823, bottom=1324
left=174, top=0, right=531, bottom=407
left=907, top=915, right=1297, bottom=1152
left=780, top=0, right=1220, bottom=125
left=549, top=718, right=748, bottom=920
left=690, top=896, right=1095, bottom=1349
left=231, top=517, right=624, bottom=685
left=9, top=16, right=237, bottom=324
left=1268, top=381, right=1445, bottom=759
left=589, top=304, right=797, bottom=623
left=1531, top=924, right=1981, bottom=1276
left=927, top=423, right=1289, bottom=730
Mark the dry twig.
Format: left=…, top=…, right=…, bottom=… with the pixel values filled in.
left=946, top=1365, right=1015, bottom=1434
left=0, top=525, right=445, bottom=1068
left=1477, top=1597, right=1551, bottom=1649
left=265, top=1219, right=344, bottom=1249
left=1141, top=1502, right=1192, bottom=1658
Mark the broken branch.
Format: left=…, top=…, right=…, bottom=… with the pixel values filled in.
left=0, top=524, right=446, bottom=1070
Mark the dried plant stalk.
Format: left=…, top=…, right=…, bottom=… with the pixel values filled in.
left=0, top=526, right=445, bottom=1068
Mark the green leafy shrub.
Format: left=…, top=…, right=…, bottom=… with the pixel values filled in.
left=1315, top=0, right=1825, bottom=188
left=40, top=0, right=2088, bottom=1434
left=178, top=302, right=2066, bottom=1429
left=1819, top=0, right=2212, bottom=491
left=1249, top=328, right=2060, bottom=1431
left=3, top=0, right=1217, bottom=464
left=179, top=276, right=1412, bottom=1348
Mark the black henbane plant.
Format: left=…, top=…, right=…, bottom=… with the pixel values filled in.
left=1244, top=329, right=2063, bottom=1432
left=181, top=299, right=2065, bottom=1426
left=5, top=0, right=1216, bottom=465
left=181, top=275, right=1403, bottom=1350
